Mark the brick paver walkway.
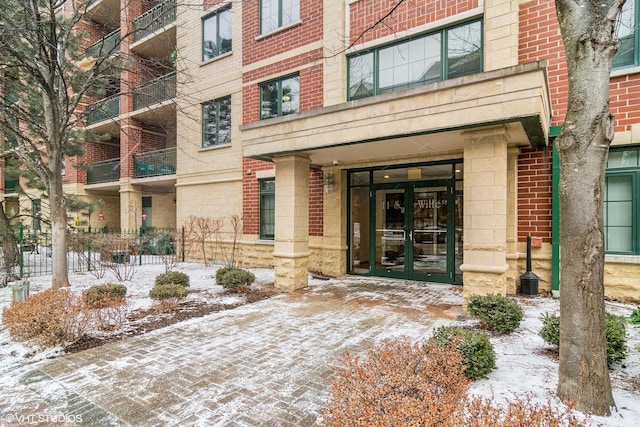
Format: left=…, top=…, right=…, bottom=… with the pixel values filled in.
left=0, top=277, right=462, bottom=427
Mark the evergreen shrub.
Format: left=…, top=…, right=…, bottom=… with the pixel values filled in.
left=467, top=293, right=523, bottom=333
left=428, top=326, right=496, bottom=380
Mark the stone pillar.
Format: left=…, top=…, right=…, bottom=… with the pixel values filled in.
left=321, top=167, right=347, bottom=276
left=460, top=126, right=510, bottom=301
left=483, top=0, right=519, bottom=71
left=273, top=154, right=310, bottom=291
left=120, top=179, right=142, bottom=231
left=506, top=147, right=520, bottom=294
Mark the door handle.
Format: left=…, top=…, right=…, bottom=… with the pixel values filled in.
left=408, top=230, right=413, bottom=242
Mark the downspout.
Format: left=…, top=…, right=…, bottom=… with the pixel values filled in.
left=550, top=126, right=562, bottom=298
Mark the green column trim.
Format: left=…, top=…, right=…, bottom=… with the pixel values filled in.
left=550, top=126, right=561, bottom=298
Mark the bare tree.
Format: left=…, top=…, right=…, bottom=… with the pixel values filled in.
left=185, top=215, right=224, bottom=266
left=554, top=0, right=626, bottom=415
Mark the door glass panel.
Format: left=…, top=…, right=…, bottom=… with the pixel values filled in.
left=454, top=180, right=463, bottom=282
left=412, top=187, right=447, bottom=275
left=350, top=186, right=370, bottom=273
left=376, top=189, right=406, bottom=271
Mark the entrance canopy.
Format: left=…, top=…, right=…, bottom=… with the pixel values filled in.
left=241, top=61, right=551, bottom=165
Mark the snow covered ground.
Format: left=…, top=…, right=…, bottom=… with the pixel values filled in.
left=0, top=263, right=638, bottom=426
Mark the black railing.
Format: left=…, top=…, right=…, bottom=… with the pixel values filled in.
left=86, top=95, right=120, bottom=125
left=87, top=29, right=121, bottom=57
left=87, top=158, right=121, bottom=184
left=133, top=72, right=176, bottom=111
left=133, top=0, right=177, bottom=42
left=134, top=147, right=176, bottom=178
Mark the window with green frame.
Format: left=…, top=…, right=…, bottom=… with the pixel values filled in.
left=348, top=19, right=483, bottom=100
left=202, top=96, right=231, bottom=147
left=259, top=179, right=275, bottom=240
left=605, top=147, right=640, bottom=253
left=260, top=74, right=299, bottom=119
left=614, top=0, right=639, bottom=69
left=261, top=0, right=299, bottom=34
left=202, top=7, right=232, bottom=61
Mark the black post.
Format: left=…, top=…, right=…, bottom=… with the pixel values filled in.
left=520, top=235, right=539, bottom=296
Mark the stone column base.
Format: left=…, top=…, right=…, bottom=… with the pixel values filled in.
left=274, top=254, right=309, bottom=291
left=461, top=264, right=509, bottom=306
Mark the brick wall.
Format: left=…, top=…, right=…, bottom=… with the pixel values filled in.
left=517, top=148, right=553, bottom=243
left=242, top=50, right=323, bottom=124
left=241, top=0, right=323, bottom=66
left=349, top=0, right=479, bottom=45
left=242, top=158, right=324, bottom=237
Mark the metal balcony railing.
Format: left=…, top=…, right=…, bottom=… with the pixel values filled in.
left=86, top=158, right=121, bottom=184
left=4, top=179, right=18, bottom=193
left=134, top=147, right=176, bottom=178
left=133, top=72, right=176, bottom=111
left=133, top=0, right=176, bottom=42
left=87, top=29, right=121, bottom=57
left=86, top=95, right=120, bottom=125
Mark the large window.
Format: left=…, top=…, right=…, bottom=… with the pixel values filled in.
left=259, top=179, right=275, bottom=240
left=203, top=7, right=232, bottom=61
left=261, top=0, right=299, bottom=34
left=202, top=96, right=231, bottom=147
left=260, top=75, right=299, bottom=119
left=348, top=20, right=482, bottom=100
left=614, top=0, right=639, bottom=69
left=605, top=147, right=640, bottom=253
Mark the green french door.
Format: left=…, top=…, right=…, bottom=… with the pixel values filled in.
left=370, top=181, right=461, bottom=283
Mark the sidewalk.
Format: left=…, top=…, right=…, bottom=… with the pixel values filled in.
left=0, top=277, right=462, bottom=427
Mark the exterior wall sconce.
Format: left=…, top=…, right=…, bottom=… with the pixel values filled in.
left=324, top=172, right=335, bottom=194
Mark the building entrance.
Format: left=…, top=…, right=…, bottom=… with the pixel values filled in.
left=348, top=162, right=463, bottom=284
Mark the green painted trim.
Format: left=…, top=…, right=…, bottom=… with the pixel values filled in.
left=549, top=125, right=563, bottom=138
left=552, top=142, right=560, bottom=296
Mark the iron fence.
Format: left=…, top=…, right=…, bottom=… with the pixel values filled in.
left=87, top=29, right=121, bottom=57
left=86, top=95, right=121, bottom=125
left=86, top=158, right=121, bottom=184
left=1, top=226, right=185, bottom=280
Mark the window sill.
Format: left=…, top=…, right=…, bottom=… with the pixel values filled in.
left=255, top=239, right=274, bottom=245
left=255, top=20, right=302, bottom=41
left=611, top=65, right=640, bottom=78
left=201, top=51, right=232, bottom=67
left=605, top=254, right=640, bottom=264
left=199, top=143, right=231, bottom=152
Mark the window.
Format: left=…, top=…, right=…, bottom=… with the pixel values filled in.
left=614, top=0, right=638, bottom=69
left=605, top=147, right=640, bottom=253
left=259, top=179, right=275, bottom=240
left=348, top=20, right=482, bottom=100
left=202, top=96, right=231, bottom=147
left=260, top=75, right=299, bottom=119
left=203, top=7, right=232, bottom=61
left=261, top=0, right=299, bottom=34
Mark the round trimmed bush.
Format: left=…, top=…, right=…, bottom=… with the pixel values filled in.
left=539, top=312, right=628, bottom=367
left=428, top=326, right=496, bottom=380
left=215, top=266, right=256, bottom=290
left=155, top=271, right=190, bottom=287
left=467, top=293, right=523, bottom=334
left=82, top=283, right=127, bottom=309
left=149, top=283, right=188, bottom=300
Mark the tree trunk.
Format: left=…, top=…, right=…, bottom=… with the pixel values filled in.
left=555, top=0, right=622, bottom=415
left=49, top=181, right=69, bottom=289
left=0, top=205, right=19, bottom=274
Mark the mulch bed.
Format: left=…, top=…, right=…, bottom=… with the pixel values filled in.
left=65, top=285, right=280, bottom=353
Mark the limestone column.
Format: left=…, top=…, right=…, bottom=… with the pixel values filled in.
left=506, top=147, right=520, bottom=294
left=120, top=181, right=142, bottom=231
left=321, top=167, right=346, bottom=276
left=273, top=154, right=310, bottom=291
left=460, top=126, right=510, bottom=300
left=483, top=0, right=519, bottom=71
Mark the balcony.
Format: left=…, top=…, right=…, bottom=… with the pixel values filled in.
left=86, top=0, right=121, bottom=27
left=87, top=29, right=121, bottom=57
left=4, top=179, right=18, bottom=193
left=134, top=147, right=176, bottom=179
left=86, top=158, right=121, bottom=185
left=133, top=0, right=176, bottom=42
left=86, top=95, right=120, bottom=126
left=133, top=72, right=176, bottom=111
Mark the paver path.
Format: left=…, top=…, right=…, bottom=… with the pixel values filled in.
left=1, top=278, right=462, bottom=426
